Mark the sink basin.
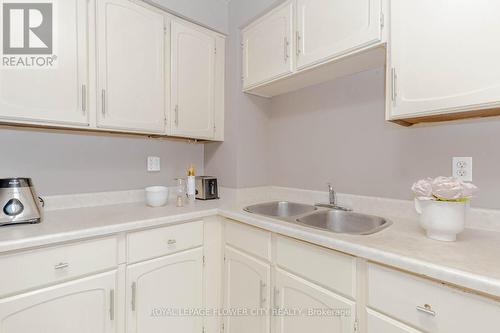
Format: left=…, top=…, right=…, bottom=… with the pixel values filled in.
left=244, top=201, right=317, bottom=218
left=296, top=210, right=391, bottom=235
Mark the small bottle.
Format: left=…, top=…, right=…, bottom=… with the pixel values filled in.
left=186, top=165, right=196, bottom=204
left=175, top=178, right=186, bottom=207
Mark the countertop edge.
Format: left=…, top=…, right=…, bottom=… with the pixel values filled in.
left=0, top=209, right=219, bottom=253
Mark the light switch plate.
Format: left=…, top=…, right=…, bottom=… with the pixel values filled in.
left=147, top=156, right=161, bottom=172
left=453, top=157, right=472, bottom=182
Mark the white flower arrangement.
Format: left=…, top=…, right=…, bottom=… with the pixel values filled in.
left=411, top=176, right=479, bottom=202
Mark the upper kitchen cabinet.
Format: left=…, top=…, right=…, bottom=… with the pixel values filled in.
left=242, top=1, right=294, bottom=90
left=0, top=0, right=89, bottom=127
left=387, top=0, right=500, bottom=125
left=170, top=20, right=225, bottom=141
left=96, top=0, right=166, bottom=134
left=296, top=0, right=382, bottom=70
left=0, top=0, right=225, bottom=140
left=242, top=0, right=385, bottom=97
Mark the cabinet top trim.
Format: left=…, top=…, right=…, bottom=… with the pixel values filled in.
left=141, top=0, right=228, bottom=37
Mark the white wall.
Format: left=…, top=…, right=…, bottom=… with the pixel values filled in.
left=268, top=68, right=500, bottom=209
left=0, top=128, right=203, bottom=196
left=205, top=0, right=276, bottom=188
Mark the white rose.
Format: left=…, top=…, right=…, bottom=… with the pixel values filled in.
left=411, top=178, right=433, bottom=199
left=461, top=181, right=479, bottom=198
left=431, top=176, right=479, bottom=200
left=431, top=176, right=463, bottom=200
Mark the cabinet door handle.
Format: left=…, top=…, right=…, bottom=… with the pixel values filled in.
left=284, top=37, right=289, bottom=62
left=273, top=287, right=280, bottom=309
left=82, top=85, right=87, bottom=113
left=259, top=280, right=267, bottom=308
left=131, top=282, right=137, bottom=311
left=109, top=289, right=115, bottom=321
left=296, top=31, right=301, bottom=56
left=416, top=304, right=436, bottom=317
left=391, top=68, right=397, bottom=103
left=54, top=262, right=69, bottom=270
left=167, top=239, right=177, bottom=245
left=241, top=42, right=246, bottom=81
left=174, top=105, right=179, bottom=126
left=101, top=89, right=106, bottom=116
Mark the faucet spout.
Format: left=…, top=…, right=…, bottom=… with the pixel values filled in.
left=328, top=183, right=336, bottom=205
left=315, top=183, right=352, bottom=212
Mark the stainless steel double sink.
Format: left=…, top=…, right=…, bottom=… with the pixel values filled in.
left=244, top=201, right=391, bottom=235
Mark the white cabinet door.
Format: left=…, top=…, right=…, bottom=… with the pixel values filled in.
left=0, top=0, right=88, bottom=126
left=97, top=0, right=165, bottom=133
left=170, top=20, right=216, bottom=139
left=367, top=309, right=423, bottom=333
left=242, top=1, right=293, bottom=88
left=126, top=248, right=204, bottom=333
left=274, top=268, right=355, bottom=333
left=0, top=271, right=116, bottom=333
left=388, top=0, right=500, bottom=119
left=296, top=0, right=382, bottom=69
left=224, top=246, right=271, bottom=333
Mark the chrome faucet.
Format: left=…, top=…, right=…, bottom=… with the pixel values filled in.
left=328, top=183, right=336, bottom=206
left=316, top=183, right=351, bottom=211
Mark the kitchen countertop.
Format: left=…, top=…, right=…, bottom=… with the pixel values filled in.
left=1, top=196, right=500, bottom=299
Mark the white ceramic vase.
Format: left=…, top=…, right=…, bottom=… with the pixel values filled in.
left=414, top=199, right=467, bottom=242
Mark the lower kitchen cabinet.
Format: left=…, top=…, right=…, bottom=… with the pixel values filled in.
left=367, top=263, right=500, bottom=333
left=274, top=268, right=355, bottom=333
left=223, top=221, right=356, bottom=333
left=223, top=246, right=271, bottom=333
left=126, top=247, right=204, bottom=333
left=367, top=309, right=422, bottom=333
left=0, top=271, right=117, bottom=333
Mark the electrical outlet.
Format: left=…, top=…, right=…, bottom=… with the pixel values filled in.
left=453, top=157, right=472, bottom=182
left=147, top=156, right=161, bottom=172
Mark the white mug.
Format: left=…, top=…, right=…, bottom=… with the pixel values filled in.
left=414, top=199, right=467, bottom=242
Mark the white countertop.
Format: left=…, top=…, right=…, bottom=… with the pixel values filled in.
left=0, top=200, right=219, bottom=252
left=1, top=193, right=500, bottom=299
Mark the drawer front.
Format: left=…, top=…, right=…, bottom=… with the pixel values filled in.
left=127, top=221, right=204, bottom=263
left=368, top=263, right=500, bottom=333
left=367, top=309, right=423, bottom=333
left=225, top=221, right=271, bottom=261
left=0, top=237, right=118, bottom=297
left=275, top=236, right=356, bottom=298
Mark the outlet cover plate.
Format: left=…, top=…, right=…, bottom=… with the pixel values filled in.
left=453, top=157, right=472, bottom=182
left=147, top=156, right=161, bottom=172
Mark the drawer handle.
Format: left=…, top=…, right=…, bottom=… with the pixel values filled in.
left=416, top=304, right=436, bottom=317
left=167, top=239, right=177, bottom=245
left=54, top=262, right=69, bottom=270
